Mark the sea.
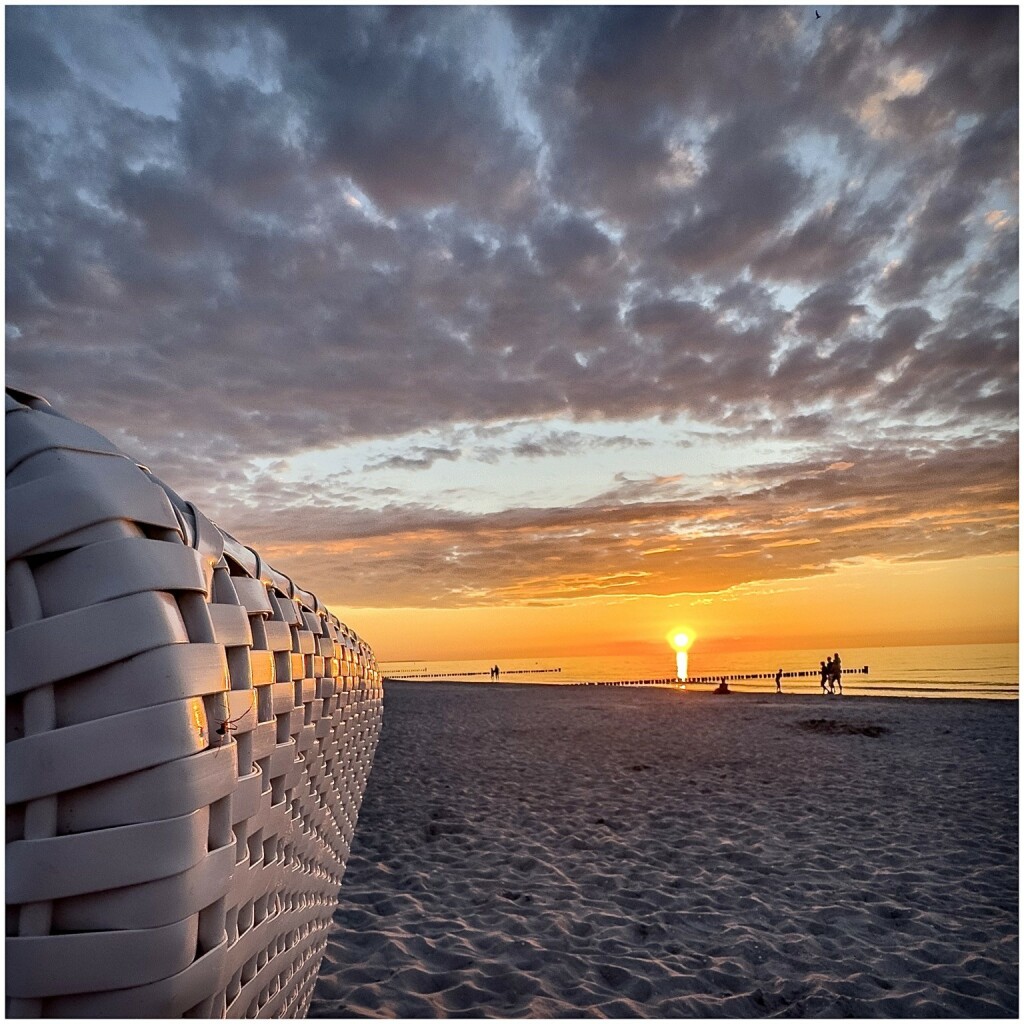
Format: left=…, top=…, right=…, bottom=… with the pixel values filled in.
left=382, top=643, right=1019, bottom=700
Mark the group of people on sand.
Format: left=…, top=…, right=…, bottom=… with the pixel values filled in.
left=820, top=652, right=843, bottom=694
left=489, top=664, right=501, bottom=680
left=712, top=653, right=844, bottom=695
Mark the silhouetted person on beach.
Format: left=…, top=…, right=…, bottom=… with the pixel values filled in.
left=832, top=652, right=842, bottom=694
left=775, top=668, right=783, bottom=693
left=494, top=664, right=500, bottom=680
left=820, top=660, right=829, bottom=694
left=714, top=676, right=730, bottom=694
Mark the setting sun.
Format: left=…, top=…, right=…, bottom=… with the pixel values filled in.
left=670, top=631, right=693, bottom=651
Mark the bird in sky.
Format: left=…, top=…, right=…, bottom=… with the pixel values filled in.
left=816, top=9, right=821, bottom=18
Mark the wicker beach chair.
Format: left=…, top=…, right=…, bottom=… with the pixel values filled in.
left=6, top=386, right=383, bottom=1017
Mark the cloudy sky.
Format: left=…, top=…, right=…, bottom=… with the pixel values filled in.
left=6, top=5, right=1018, bottom=659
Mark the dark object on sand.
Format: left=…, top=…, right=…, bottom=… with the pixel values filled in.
left=714, top=678, right=731, bottom=695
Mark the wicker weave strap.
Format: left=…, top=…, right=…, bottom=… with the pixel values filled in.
left=8, top=917, right=201, bottom=998
left=33, top=537, right=208, bottom=612
left=7, top=456, right=181, bottom=558
left=7, top=592, right=191, bottom=695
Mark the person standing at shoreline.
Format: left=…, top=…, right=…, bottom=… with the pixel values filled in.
left=832, top=652, right=843, bottom=694
left=775, top=668, right=783, bottom=693
left=821, top=659, right=830, bottom=694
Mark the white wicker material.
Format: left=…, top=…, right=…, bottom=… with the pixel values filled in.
left=6, top=387, right=384, bottom=1018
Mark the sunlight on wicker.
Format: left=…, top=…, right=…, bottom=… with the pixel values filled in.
left=6, top=386, right=384, bottom=1018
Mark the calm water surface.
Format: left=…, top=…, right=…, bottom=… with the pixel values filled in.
left=383, top=643, right=1018, bottom=699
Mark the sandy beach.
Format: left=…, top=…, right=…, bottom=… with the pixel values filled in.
left=310, top=681, right=1018, bottom=1018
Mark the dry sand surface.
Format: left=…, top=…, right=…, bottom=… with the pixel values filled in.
left=310, top=681, right=1018, bottom=1018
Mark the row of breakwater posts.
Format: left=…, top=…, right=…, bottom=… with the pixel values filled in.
left=572, top=667, right=871, bottom=686
left=390, top=668, right=564, bottom=679
left=386, top=667, right=869, bottom=685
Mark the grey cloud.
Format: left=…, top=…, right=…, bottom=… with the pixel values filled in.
left=872, top=306, right=934, bottom=364
left=474, top=429, right=651, bottom=463
left=875, top=183, right=978, bottom=302
left=886, top=297, right=1018, bottom=421
left=966, top=224, right=1018, bottom=295
left=175, top=69, right=305, bottom=201
left=794, top=283, right=867, bottom=341
left=6, top=17, right=71, bottom=95
left=893, top=6, right=1017, bottom=115
left=753, top=198, right=896, bottom=283
left=260, top=7, right=537, bottom=215
left=955, top=112, right=1018, bottom=194
left=712, top=281, right=789, bottom=330
left=773, top=411, right=833, bottom=440
left=569, top=7, right=797, bottom=114
left=627, top=299, right=724, bottom=355
left=143, top=4, right=255, bottom=51
left=663, top=115, right=810, bottom=276
left=767, top=295, right=1010, bottom=429
left=514, top=7, right=802, bottom=221
left=546, top=113, right=677, bottom=221
left=530, top=214, right=615, bottom=285
left=367, top=446, right=462, bottom=472
left=112, top=163, right=231, bottom=254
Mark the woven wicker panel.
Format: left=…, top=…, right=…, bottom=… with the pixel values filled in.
left=6, top=387, right=383, bottom=1018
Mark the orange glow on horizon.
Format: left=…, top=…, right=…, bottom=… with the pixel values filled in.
left=334, top=553, right=1018, bottom=662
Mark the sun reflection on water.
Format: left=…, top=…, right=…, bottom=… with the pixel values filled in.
left=668, top=629, right=693, bottom=681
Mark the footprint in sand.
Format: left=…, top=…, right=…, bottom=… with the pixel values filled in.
left=596, top=963, right=631, bottom=989
left=391, top=967, right=448, bottom=995
left=499, top=889, right=532, bottom=904
left=479, top=970, right=540, bottom=1004
left=424, top=818, right=470, bottom=840
left=439, top=980, right=495, bottom=1013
